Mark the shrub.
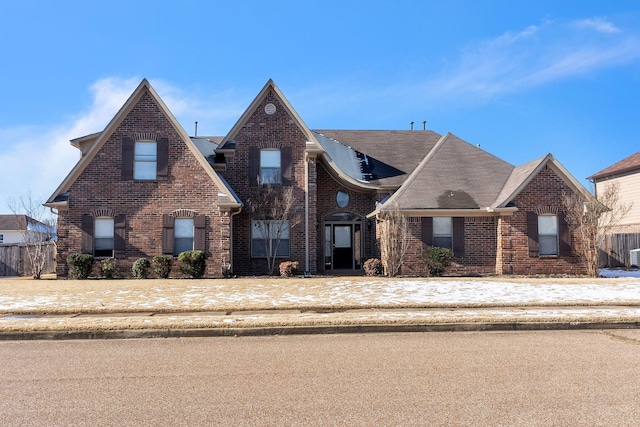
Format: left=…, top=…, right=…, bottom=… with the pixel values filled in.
left=178, top=250, right=206, bottom=278
left=279, top=261, right=299, bottom=277
left=66, top=253, right=94, bottom=279
left=132, top=258, right=151, bottom=279
left=101, top=258, right=116, bottom=279
left=152, top=255, right=173, bottom=279
left=364, top=258, right=383, bottom=276
left=423, top=246, right=453, bottom=276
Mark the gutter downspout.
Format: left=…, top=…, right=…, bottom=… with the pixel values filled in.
left=229, top=207, right=242, bottom=276
left=304, top=152, right=311, bottom=277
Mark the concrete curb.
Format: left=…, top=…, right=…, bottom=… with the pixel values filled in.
left=1, top=320, right=639, bottom=341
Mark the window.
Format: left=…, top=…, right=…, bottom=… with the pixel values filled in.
left=433, top=217, right=453, bottom=249
left=134, top=141, right=157, bottom=180
left=260, top=149, right=281, bottom=185
left=538, top=215, right=558, bottom=256
left=174, top=218, right=194, bottom=256
left=94, top=217, right=114, bottom=257
left=251, top=220, right=290, bottom=258
left=336, top=190, right=349, bottom=208
left=0, top=234, right=3, bottom=244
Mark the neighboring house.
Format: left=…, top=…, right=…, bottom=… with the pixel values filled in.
left=0, top=214, right=50, bottom=245
left=46, top=79, right=592, bottom=278
left=588, top=151, right=640, bottom=232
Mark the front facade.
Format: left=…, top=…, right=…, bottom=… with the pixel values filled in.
left=46, top=79, right=591, bottom=277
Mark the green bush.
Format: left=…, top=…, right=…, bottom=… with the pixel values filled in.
left=178, top=250, right=206, bottom=278
left=101, top=258, right=116, bottom=279
left=132, top=258, right=151, bottom=279
left=66, top=253, right=94, bottom=279
left=152, top=255, right=173, bottom=279
left=279, top=260, right=299, bottom=277
left=423, top=246, right=453, bottom=276
left=364, top=258, right=383, bottom=276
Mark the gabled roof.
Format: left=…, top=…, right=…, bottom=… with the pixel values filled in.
left=374, top=133, right=514, bottom=214
left=588, top=151, right=640, bottom=181
left=313, top=130, right=441, bottom=187
left=492, top=153, right=593, bottom=209
left=217, top=79, right=321, bottom=152
left=45, top=79, right=241, bottom=210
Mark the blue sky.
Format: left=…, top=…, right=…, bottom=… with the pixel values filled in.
left=1, top=0, right=639, bottom=214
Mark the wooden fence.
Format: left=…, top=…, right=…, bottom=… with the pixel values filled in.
left=601, top=233, right=640, bottom=268
left=0, top=243, right=56, bottom=277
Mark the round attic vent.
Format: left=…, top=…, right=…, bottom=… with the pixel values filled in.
left=265, top=103, right=277, bottom=115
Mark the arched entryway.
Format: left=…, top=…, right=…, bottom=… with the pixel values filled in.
left=323, top=213, right=363, bottom=272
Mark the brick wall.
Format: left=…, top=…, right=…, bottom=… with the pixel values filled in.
left=220, top=91, right=312, bottom=275
left=499, top=166, right=585, bottom=275
left=56, top=90, right=231, bottom=278
left=401, top=216, right=497, bottom=276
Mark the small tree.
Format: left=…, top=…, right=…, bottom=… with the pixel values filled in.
left=247, top=186, right=302, bottom=275
left=378, top=203, right=409, bottom=277
left=562, top=182, right=631, bottom=277
left=7, top=191, right=56, bottom=279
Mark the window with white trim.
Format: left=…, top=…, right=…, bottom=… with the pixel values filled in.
left=94, top=217, right=114, bottom=257
left=260, top=149, right=281, bottom=185
left=433, top=217, right=453, bottom=249
left=0, top=234, right=3, bottom=244
left=538, top=215, right=558, bottom=255
left=174, top=218, right=194, bottom=256
left=134, top=141, right=157, bottom=180
left=251, top=220, right=290, bottom=257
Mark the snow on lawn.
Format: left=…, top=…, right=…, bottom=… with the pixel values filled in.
left=1, top=275, right=640, bottom=314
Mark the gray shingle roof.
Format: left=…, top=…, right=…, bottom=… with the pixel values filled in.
left=312, top=130, right=442, bottom=186
left=0, top=215, right=32, bottom=231
left=381, top=133, right=515, bottom=210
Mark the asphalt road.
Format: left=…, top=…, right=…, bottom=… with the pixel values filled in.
left=1, top=330, right=639, bottom=426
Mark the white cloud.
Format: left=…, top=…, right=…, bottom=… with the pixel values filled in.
left=574, top=18, right=621, bottom=34
left=418, top=17, right=640, bottom=101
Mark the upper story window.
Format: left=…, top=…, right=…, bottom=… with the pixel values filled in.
left=134, top=141, right=157, bottom=180
left=538, top=215, right=558, bottom=256
left=433, top=217, right=453, bottom=249
left=94, top=217, right=114, bottom=257
left=174, top=218, right=194, bottom=256
left=260, top=149, right=281, bottom=185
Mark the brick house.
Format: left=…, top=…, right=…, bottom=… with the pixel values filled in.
left=46, top=79, right=592, bottom=277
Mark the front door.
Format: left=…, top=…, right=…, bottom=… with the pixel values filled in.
left=333, top=225, right=353, bottom=269
left=324, top=217, right=362, bottom=271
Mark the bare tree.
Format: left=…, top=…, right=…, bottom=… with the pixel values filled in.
left=562, top=182, right=631, bottom=277
left=378, top=202, right=409, bottom=277
left=247, top=186, right=302, bottom=275
left=7, top=191, right=57, bottom=279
